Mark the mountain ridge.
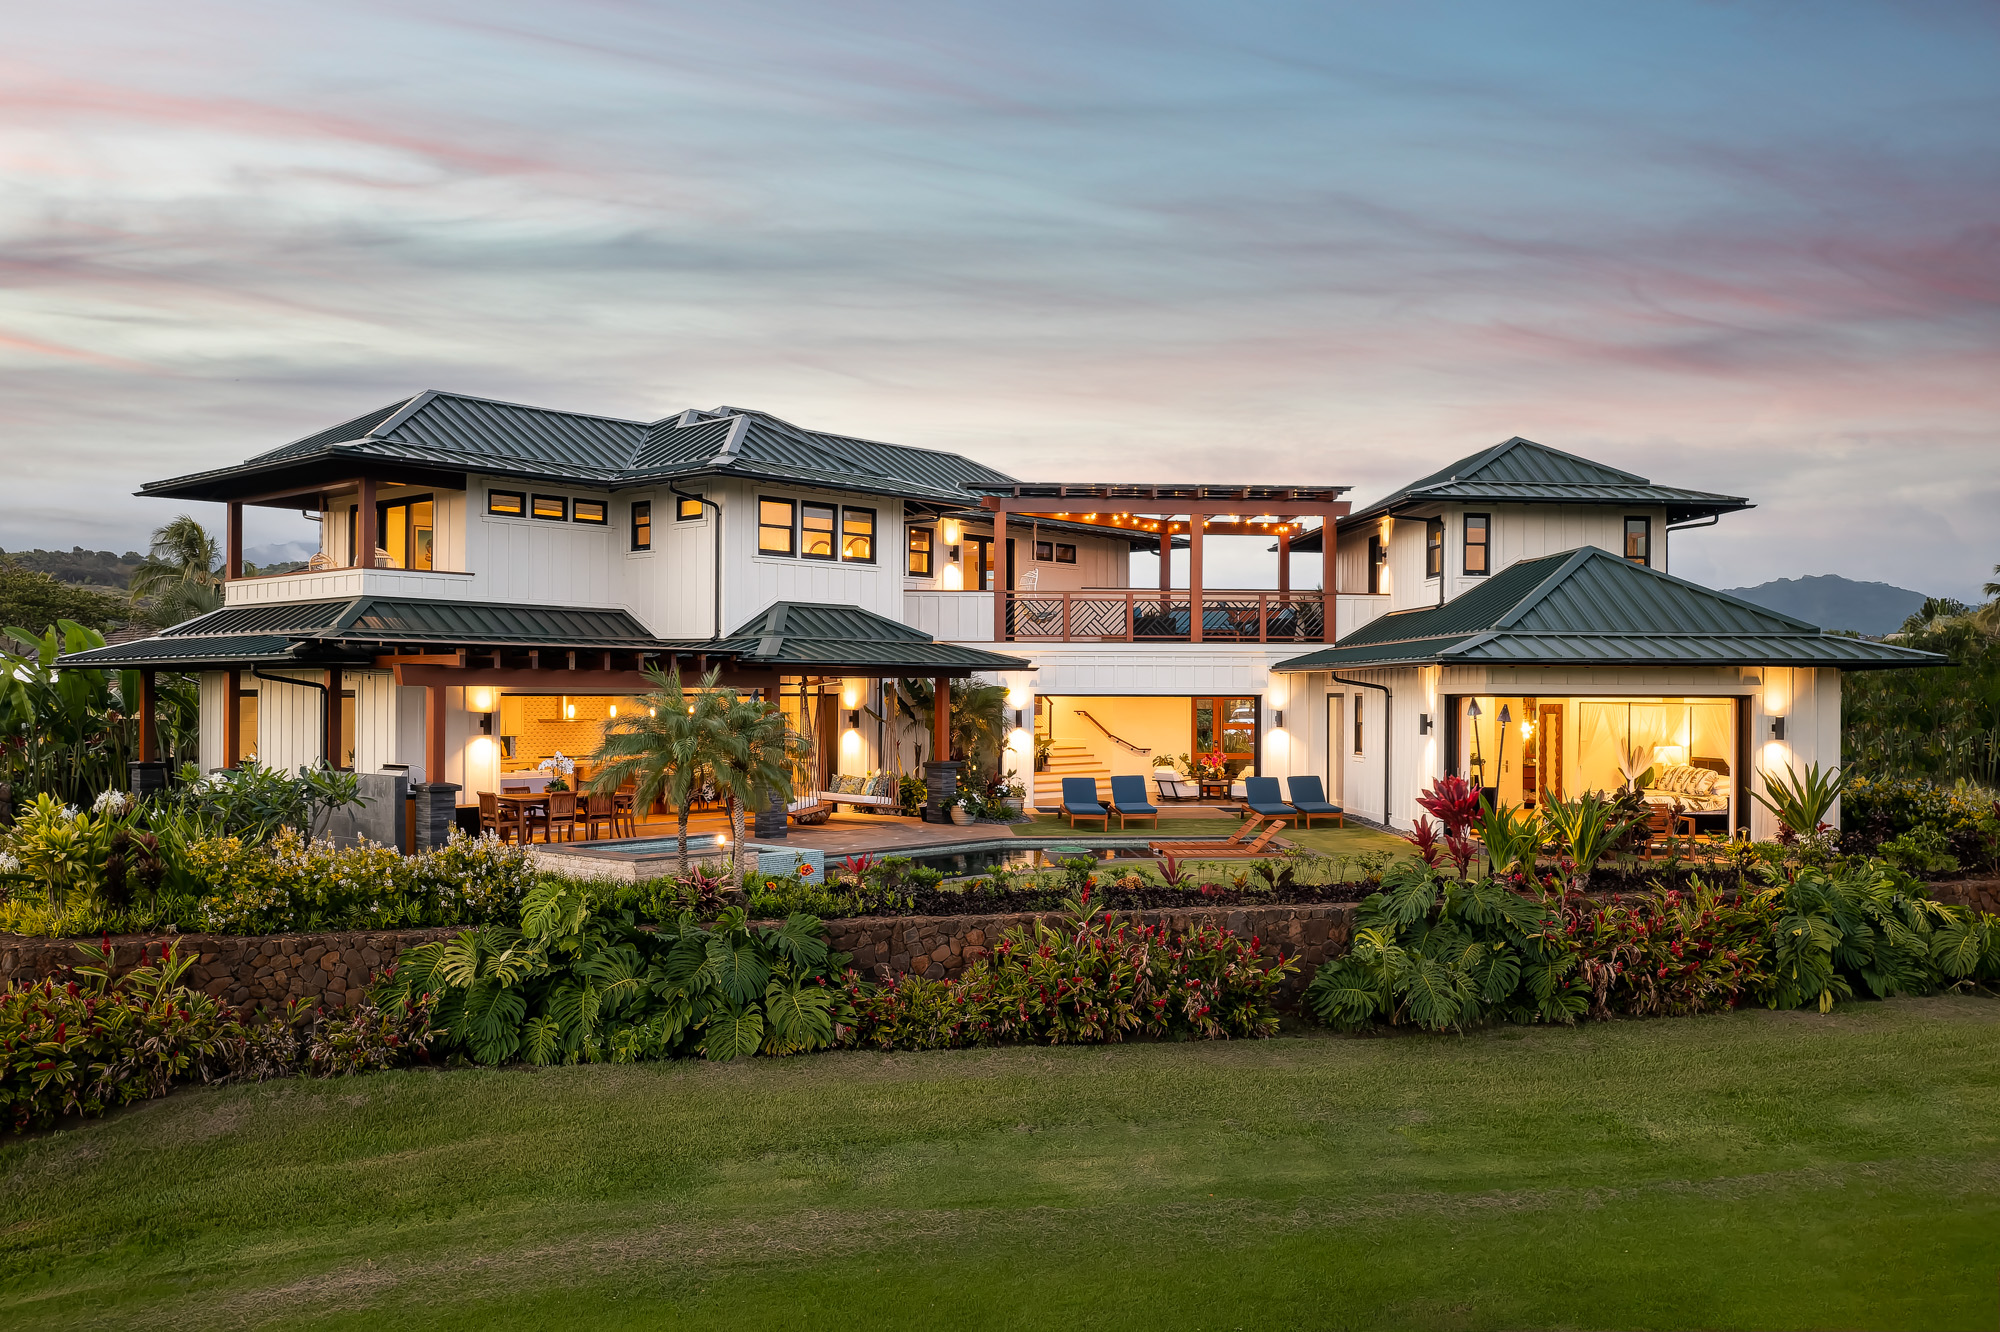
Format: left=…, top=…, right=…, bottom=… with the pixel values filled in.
left=1717, top=574, right=1929, bottom=636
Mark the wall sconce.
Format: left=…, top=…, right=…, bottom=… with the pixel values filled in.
left=1418, top=713, right=1432, bottom=734
left=1013, top=709, right=1024, bottom=729
left=946, top=545, right=962, bottom=562
left=1273, top=709, right=1284, bottom=729
left=1375, top=544, right=1390, bottom=565
left=847, top=710, right=860, bottom=729
left=1769, top=717, right=1786, bottom=742
left=479, top=712, right=494, bottom=735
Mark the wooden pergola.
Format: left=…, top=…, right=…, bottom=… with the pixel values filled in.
left=973, top=483, right=1351, bottom=644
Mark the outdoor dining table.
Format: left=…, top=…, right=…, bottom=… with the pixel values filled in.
left=495, top=790, right=557, bottom=842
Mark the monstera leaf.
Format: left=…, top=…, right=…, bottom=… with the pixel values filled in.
left=762, top=979, right=835, bottom=1055
left=700, top=1007, right=765, bottom=1061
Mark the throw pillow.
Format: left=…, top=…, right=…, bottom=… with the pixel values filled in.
left=870, top=774, right=896, bottom=797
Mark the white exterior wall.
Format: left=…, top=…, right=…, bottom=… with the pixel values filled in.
left=348, top=670, right=397, bottom=775
left=197, top=670, right=229, bottom=771
left=903, top=591, right=995, bottom=642
left=715, top=477, right=905, bottom=632
left=252, top=669, right=325, bottom=775
left=1336, top=504, right=1675, bottom=612
left=465, top=476, right=622, bottom=611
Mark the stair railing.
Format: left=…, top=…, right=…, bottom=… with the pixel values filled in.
left=1070, top=710, right=1152, bottom=756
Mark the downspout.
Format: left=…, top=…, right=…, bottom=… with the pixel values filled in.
left=253, top=666, right=331, bottom=766
left=671, top=486, right=725, bottom=639
left=1328, top=671, right=1394, bottom=829
left=1663, top=513, right=1718, bottom=576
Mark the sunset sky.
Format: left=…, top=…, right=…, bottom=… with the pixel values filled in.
left=3, top=2, right=1996, bottom=598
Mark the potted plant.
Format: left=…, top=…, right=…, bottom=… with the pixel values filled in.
left=1034, top=735, right=1054, bottom=773
left=997, top=768, right=1026, bottom=814
left=949, top=789, right=979, bottom=824
left=538, top=751, right=576, bottom=792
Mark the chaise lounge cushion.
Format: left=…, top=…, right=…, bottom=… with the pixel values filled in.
left=1285, top=775, right=1343, bottom=814
left=1241, top=776, right=1292, bottom=817
left=1108, top=775, right=1157, bottom=814
left=1061, top=777, right=1107, bottom=818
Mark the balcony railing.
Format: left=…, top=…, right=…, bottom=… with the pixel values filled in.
left=1001, top=590, right=1328, bottom=643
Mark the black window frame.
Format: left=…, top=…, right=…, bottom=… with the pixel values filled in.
left=1425, top=517, right=1444, bottom=579
left=757, top=497, right=797, bottom=556
left=487, top=489, right=526, bottom=518
left=1367, top=535, right=1383, bottom=594
left=1624, top=515, right=1652, bottom=566
left=1354, top=696, right=1365, bottom=755
left=906, top=526, right=934, bottom=576
left=1034, top=540, right=1054, bottom=562
left=840, top=506, right=876, bottom=563
left=800, top=501, right=838, bottom=561
left=572, top=498, right=608, bottom=526
left=676, top=494, right=704, bottom=522
left=531, top=494, right=568, bottom=522
left=630, top=500, right=652, bottom=552
left=1054, top=542, right=1077, bottom=565
left=1462, top=513, right=1490, bottom=577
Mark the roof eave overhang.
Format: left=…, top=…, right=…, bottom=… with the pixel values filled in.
left=140, top=447, right=471, bottom=505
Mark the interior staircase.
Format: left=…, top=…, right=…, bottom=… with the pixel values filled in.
left=1037, top=741, right=1112, bottom=802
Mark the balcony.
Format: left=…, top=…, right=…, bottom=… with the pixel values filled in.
left=224, top=565, right=477, bottom=607
left=1003, top=590, right=1327, bottom=643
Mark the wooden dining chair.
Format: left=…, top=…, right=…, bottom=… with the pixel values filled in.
left=612, top=785, right=638, bottom=838
left=477, top=791, right=523, bottom=845
left=544, top=790, right=579, bottom=843
left=579, top=792, right=617, bottom=841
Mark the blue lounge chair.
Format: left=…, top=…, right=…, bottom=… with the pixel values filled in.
left=1107, top=775, right=1158, bottom=831
left=1060, top=777, right=1109, bottom=830
left=1241, top=776, right=1293, bottom=820
left=1286, top=775, right=1345, bottom=828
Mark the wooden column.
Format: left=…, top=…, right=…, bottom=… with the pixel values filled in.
left=1188, top=510, right=1205, bottom=643
left=989, top=502, right=1010, bottom=644
left=933, top=676, right=952, bottom=761
left=325, top=669, right=344, bottom=769
left=224, top=669, right=242, bottom=767
left=355, top=478, right=378, bottom=568
left=138, top=670, right=158, bottom=763
left=1159, top=523, right=1171, bottom=593
left=425, top=683, right=446, bottom=786
left=225, top=503, right=243, bottom=581
left=1321, top=515, right=1338, bottom=643
left=1277, top=528, right=1291, bottom=597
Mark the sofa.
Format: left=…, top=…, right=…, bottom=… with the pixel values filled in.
left=817, top=773, right=900, bottom=810
left=1154, top=769, right=1199, bottom=802
left=1641, top=761, right=1732, bottom=813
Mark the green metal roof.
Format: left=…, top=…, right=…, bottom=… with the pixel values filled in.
left=141, top=392, right=1019, bottom=507
left=54, top=596, right=1025, bottom=676
left=713, top=602, right=1031, bottom=673
left=1273, top=548, right=1944, bottom=673
left=1287, top=437, right=1750, bottom=550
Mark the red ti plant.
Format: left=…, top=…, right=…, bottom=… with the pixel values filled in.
left=1401, top=816, right=1444, bottom=868
left=1416, top=775, right=1485, bottom=878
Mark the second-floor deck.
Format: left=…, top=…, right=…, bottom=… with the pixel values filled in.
left=904, top=589, right=1391, bottom=645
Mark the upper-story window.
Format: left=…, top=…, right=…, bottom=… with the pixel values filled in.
left=487, top=490, right=525, bottom=517
left=801, top=502, right=837, bottom=560
left=1425, top=518, right=1444, bottom=579
left=1625, top=516, right=1651, bottom=566
left=1366, top=535, right=1383, bottom=594
left=573, top=499, right=607, bottom=525
left=758, top=498, right=796, bottom=555
left=842, top=507, right=875, bottom=562
left=631, top=501, right=652, bottom=551
left=1055, top=543, right=1076, bottom=564
left=532, top=494, right=568, bottom=522
left=349, top=495, right=434, bottom=569
left=1463, top=514, right=1490, bottom=576
left=907, top=526, right=933, bottom=576
left=676, top=494, right=703, bottom=521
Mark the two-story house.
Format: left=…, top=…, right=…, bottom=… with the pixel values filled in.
left=65, top=393, right=1934, bottom=843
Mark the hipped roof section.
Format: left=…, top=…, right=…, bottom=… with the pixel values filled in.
left=1285, top=436, right=1750, bottom=551
left=1272, top=547, right=1943, bottom=672
left=139, top=391, right=1020, bottom=507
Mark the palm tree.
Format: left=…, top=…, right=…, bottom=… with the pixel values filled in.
left=889, top=678, right=1010, bottom=770
left=588, top=666, right=725, bottom=875
left=129, top=515, right=222, bottom=627
left=1974, top=564, right=2000, bottom=637
left=707, top=688, right=810, bottom=885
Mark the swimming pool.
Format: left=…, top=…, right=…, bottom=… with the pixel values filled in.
left=532, top=833, right=1165, bottom=882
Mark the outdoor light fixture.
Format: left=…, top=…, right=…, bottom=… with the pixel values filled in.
left=1769, top=717, right=1786, bottom=742
left=1418, top=713, right=1432, bottom=734
left=1273, top=709, right=1284, bottom=728
left=479, top=712, right=493, bottom=735
left=848, top=710, right=860, bottom=729
left=1467, top=699, right=1482, bottom=717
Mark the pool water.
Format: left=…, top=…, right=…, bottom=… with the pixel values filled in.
left=581, top=834, right=1160, bottom=877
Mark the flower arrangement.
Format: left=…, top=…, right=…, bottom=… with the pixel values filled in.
left=537, top=752, right=577, bottom=792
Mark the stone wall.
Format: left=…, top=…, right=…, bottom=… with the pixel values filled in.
left=0, top=928, right=458, bottom=1016
left=1931, top=877, right=2000, bottom=915
left=823, top=902, right=1359, bottom=999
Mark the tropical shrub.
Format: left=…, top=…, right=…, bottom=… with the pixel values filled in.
left=1843, top=605, right=2000, bottom=787
left=840, top=893, right=1297, bottom=1049
left=1305, top=862, right=1586, bottom=1032
left=1761, top=861, right=2000, bottom=1012
left=2, top=940, right=435, bottom=1133
left=0, top=621, right=197, bottom=806
left=166, top=761, right=366, bottom=841
left=1563, top=882, right=1776, bottom=1019
left=377, top=883, right=845, bottom=1063
left=1753, top=761, right=1845, bottom=839
left=193, top=828, right=539, bottom=934
left=1840, top=774, right=1999, bottom=869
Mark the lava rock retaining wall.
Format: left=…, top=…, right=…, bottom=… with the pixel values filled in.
left=1931, top=877, right=2000, bottom=915
left=0, top=928, right=459, bottom=1016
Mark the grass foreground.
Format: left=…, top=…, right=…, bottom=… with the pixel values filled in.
left=4, top=998, right=1999, bottom=1330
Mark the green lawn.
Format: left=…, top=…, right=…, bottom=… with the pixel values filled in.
left=5, top=999, right=1999, bottom=1330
